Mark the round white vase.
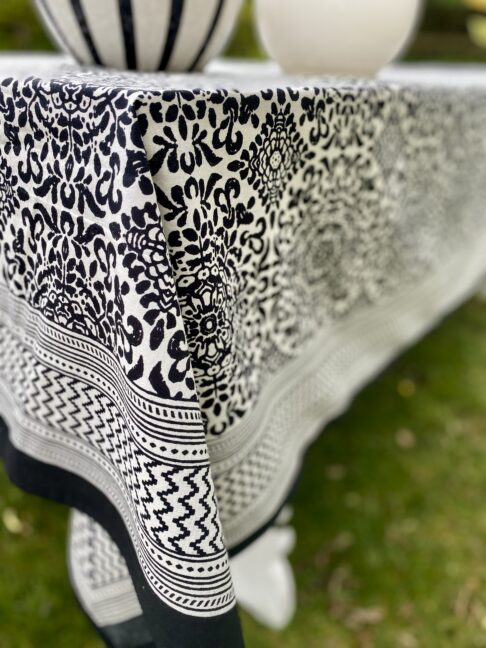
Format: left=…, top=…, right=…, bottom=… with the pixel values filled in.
left=255, top=0, right=423, bottom=77
left=34, top=0, right=243, bottom=72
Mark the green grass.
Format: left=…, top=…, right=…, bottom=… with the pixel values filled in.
left=243, top=299, right=486, bottom=648
left=0, top=497, right=101, bottom=648
left=3, top=299, right=486, bottom=647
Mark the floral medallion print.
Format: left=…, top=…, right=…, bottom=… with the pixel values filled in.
left=1, top=58, right=486, bottom=647
left=236, top=103, right=312, bottom=207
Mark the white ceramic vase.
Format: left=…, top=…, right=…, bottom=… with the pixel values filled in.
left=255, top=0, right=423, bottom=77
left=34, top=0, right=243, bottom=72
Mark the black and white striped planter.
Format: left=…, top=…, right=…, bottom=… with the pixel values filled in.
left=35, top=0, right=243, bottom=72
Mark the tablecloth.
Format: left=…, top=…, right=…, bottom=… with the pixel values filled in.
left=1, top=54, right=486, bottom=648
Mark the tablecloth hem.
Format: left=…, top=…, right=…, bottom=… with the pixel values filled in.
left=71, top=579, right=156, bottom=648
left=0, top=417, right=244, bottom=648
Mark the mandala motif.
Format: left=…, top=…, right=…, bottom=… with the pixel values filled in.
left=233, top=102, right=312, bottom=207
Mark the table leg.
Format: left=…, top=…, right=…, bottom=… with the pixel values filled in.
left=230, top=507, right=297, bottom=630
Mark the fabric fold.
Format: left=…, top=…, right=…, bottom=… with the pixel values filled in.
left=0, top=70, right=241, bottom=648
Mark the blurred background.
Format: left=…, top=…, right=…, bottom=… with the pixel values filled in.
left=3, top=0, right=486, bottom=61
left=3, top=1, right=486, bottom=647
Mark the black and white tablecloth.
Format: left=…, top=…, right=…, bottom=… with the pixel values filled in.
left=1, top=54, right=486, bottom=648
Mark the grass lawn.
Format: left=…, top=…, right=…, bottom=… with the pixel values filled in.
left=3, top=298, right=486, bottom=647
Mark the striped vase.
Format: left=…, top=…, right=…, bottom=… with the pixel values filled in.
left=34, top=0, right=243, bottom=72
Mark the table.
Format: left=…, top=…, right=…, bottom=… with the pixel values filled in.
left=1, top=54, right=486, bottom=648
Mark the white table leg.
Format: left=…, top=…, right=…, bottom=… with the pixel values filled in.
left=230, top=507, right=297, bottom=630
